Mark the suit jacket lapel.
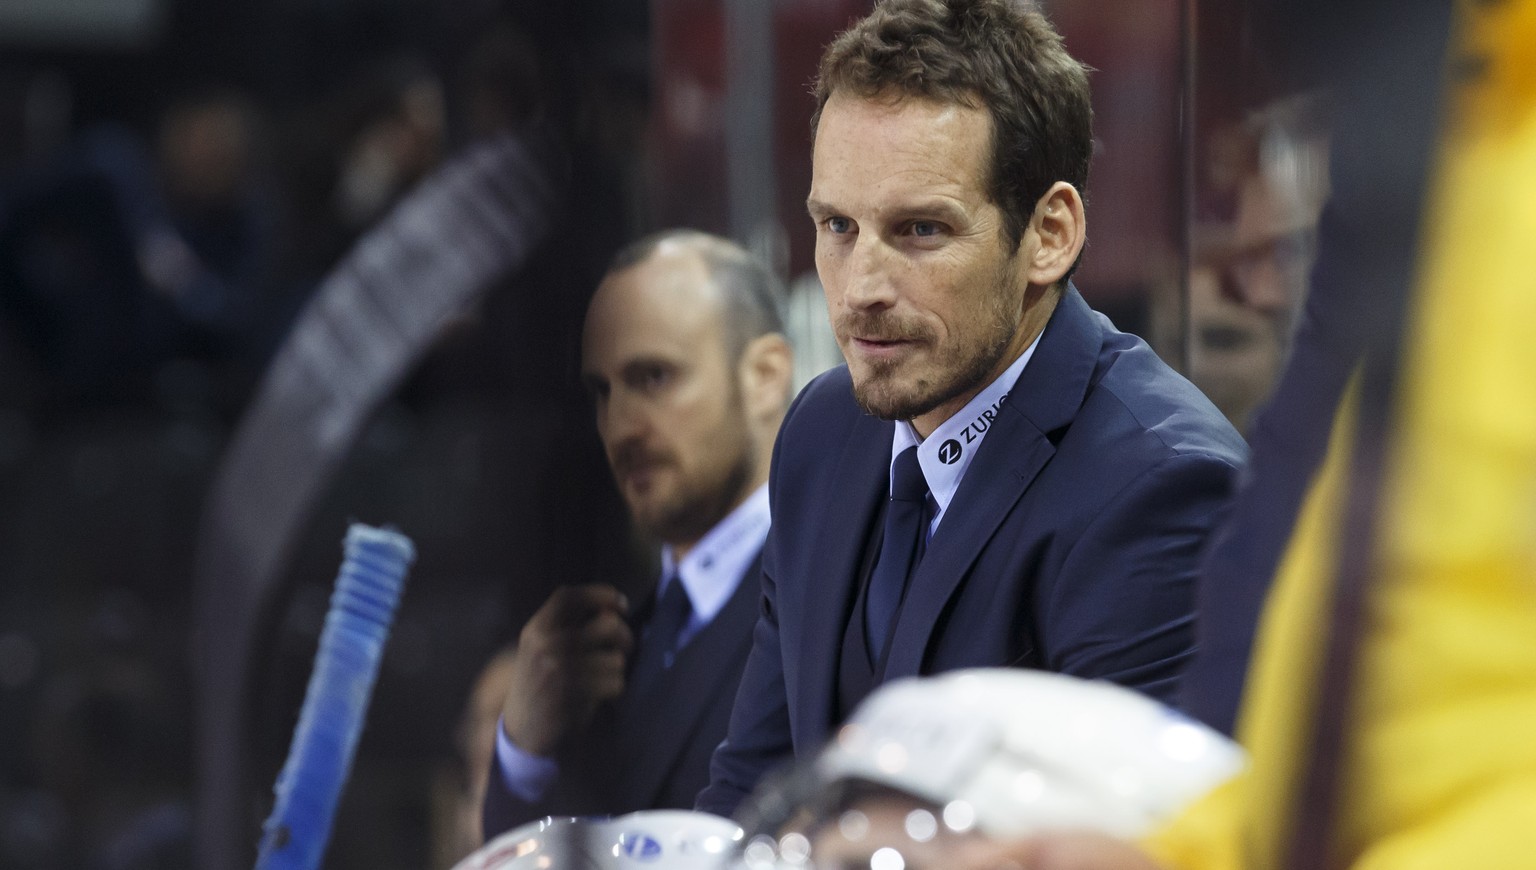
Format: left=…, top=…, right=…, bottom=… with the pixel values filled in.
left=797, top=411, right=890, bottom=738
left=883, top=286, right=1103, bottom=678
left=611, top=552, right=763, bottom=806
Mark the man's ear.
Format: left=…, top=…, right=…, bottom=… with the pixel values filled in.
left=739, top=332, right=794, bottom=424
left=1024, top=181, right=1087, bottom=287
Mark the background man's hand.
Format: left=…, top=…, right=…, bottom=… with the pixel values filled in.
left=498, top=584, right=633, bottom=757
left=953, top=832, right=1168, bottom=870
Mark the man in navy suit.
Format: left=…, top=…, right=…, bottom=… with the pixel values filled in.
left=480, top=231, right=793, bottom=837
left=698, top=0, right=1247, bottom=816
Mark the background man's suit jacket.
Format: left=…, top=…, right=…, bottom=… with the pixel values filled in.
left=697, top=288, right=1247, bottom=816
left=482, top=553, right=761, bottom=837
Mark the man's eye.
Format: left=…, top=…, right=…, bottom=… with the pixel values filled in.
left=634, top=366, right=673, bottom=392
left=825, top=216, right=853, bottom=234
left=911, top=221, right=941, bottom=237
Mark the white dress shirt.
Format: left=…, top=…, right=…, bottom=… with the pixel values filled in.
left=890, top=334, right=1041, bottom=538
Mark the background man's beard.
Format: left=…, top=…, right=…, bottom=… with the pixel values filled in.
left=634, top=443, right=757, bottom=545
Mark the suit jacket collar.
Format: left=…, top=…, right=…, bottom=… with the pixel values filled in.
left=1007, top=284, right=1101, bottom=437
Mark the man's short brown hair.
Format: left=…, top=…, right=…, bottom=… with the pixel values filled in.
left=813, top=0, right=1093, bottom=250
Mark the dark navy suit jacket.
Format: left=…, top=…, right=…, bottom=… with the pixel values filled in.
left=483, top=553, right=761, bottom=837
left=697, top=287, right=1247, bottom=816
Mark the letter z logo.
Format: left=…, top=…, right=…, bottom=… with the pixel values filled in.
left=938, top=439, right=963, bottom=464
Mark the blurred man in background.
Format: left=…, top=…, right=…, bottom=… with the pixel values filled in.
left=476, top=230, right=793, bottom=841
left=1152, top=96, right=1329, bottom=436
left=0, top=89, right=282, bottom=408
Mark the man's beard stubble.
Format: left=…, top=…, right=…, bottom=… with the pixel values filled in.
left=841, top=283, right=1020, bottom=422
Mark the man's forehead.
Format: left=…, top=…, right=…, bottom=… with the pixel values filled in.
left=583, top=252, right=723, bottom=363
left=810, top=93, right=993, bottom=208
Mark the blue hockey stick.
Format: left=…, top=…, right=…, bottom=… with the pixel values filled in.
left=255, top=524, right=416, bottom=870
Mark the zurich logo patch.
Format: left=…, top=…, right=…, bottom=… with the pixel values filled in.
left=618, top=832, right=663, bottom=861
left=938, top=439, right=963, bottom=464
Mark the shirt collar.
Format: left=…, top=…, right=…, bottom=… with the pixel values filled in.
left=658, top=483, right=771, bottom=622
left=890, top=334, right=1041, bottom=522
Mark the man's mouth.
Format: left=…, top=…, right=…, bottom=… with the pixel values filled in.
left=614, top=455, right=667, bottom=489
left=849, top=335, right=920, bottom=358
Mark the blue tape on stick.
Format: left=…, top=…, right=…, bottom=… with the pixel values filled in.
left=255, top=524, right=416, bottom=870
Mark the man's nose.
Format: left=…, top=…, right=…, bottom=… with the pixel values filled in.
left=600, top=390, right=650, bottom=448
left=841, top=236, right=900, bottom=310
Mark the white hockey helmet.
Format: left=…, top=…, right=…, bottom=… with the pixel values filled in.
left=731, top=669, right=1244, bottom=868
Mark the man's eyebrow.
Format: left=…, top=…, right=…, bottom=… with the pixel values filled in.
left=893, top=198, right=968, bottom=223
left=619, top=355, right=680, bottom=378
left=806, top=196, right=970, bottom=224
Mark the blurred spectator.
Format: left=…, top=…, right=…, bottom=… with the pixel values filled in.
left=1181, top=260, right=1287, bottom=434
left=452, top=24, right=547, bottom=142
left=1216, top=97, right=1330, bottom=329
left=151, top=91, right=283, bottom=358
left=331, top=70, right=445, bottom=232
left=1154, top=95, right=1330, bottom=433
left=282, top=60, right=447, bottom=283
left=0, top=88, right=283, bottom=412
